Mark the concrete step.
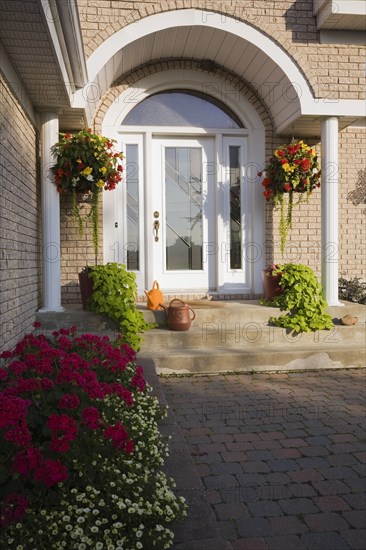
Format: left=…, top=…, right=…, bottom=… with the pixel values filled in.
left=140, top=324, right=366, bottom=351
left=139, top=300, right=366, bottom=327
left=138, top=346, right=366, bottom=375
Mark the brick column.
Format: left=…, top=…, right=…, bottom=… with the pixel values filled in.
left=321, top=117, right=342, bottom=306
left=39, top=112, right=64, bottom=312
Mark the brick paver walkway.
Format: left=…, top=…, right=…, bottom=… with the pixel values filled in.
left=160, top=369, right=366, bottom=550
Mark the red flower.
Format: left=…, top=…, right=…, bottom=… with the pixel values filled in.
left=263, top=189, right=272, bottom=200
left=82, top=406, right=101, bottom=430
left=284, top=183, right=291, bottom=192
left=300, top=158, right=311, bottom=172
left=58, top=393, right=80, bottom=410
left=104, top=422, right=132, bottom=451
left=12, top=447, right=42, bottom=478
left=261, top=177, right=272, bottom=188
left=34, top=459, right=68, bottom=487
left=0, top=494, right=28, bottom=527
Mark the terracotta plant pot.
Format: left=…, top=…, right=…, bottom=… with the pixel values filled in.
left=262, top=270, right=283, bottom=301
left=78, top=270, right=94, bottom=310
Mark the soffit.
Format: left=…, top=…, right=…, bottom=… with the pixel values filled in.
left=0, top=0, right=85, bottom=129
left=97, top=26, right=301, bottom=133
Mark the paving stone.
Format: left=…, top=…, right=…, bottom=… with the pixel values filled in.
left=272, top=448, right=301, bottom=459
left=203, top=474, right=239, bottom=490
left=329, top=433, right=358, bottom=443
left=236, top=517, right=274, bottom=538
left=231, top=537, right=268, bottom=550
left=265, top=534, right=307, bottom=550
left=327, top=443, right=358, bottom=454
left=305, top=435, right=332, bottom=446
left=340, top=529, right=366, bottom=549
left=259, top=432, right=285, bottom=440
left=343, top=493, right=366, bottom=510
left=289, top=469, right=324, bottom=483
left=300, top=531, right=351, bottom=550
left=318, top=466, right=359, bottom=480
left=354, top=451, right=366, bottom=463
left=283, top=429, right=308, bottom=438
left=298, top=445, right=330, bottom=457
left=195, top=463, right=211, bottom=477
left=210, top=434, right=235, bottom=443
left=351, top=463, right=366, bottom=477
left=281, top=438, right=308, bottom=447
left=221, top=451, right=247, bottom=462
left=296, top=457, right=330, bottom=469
left=315, top=495, right=351, bottom=512
left=235, top=433, right=261, bottom=442
left=264, top=472, right=291, bottom=485
left=246, top=450, right=274, bottom=461
left=241, top=461, right=271, bottom=473
left=270, top=515, right=308, bottom=535
left=311, top=479, right=351, bottom=496
left=210, top=462, right=243, bottom=476
left=342, top=510, right=366, bottom=529
left=193, top=452, right=222, bottom=464
left=214, top=502, right=250, bottom=521
left=196, top=443, right=227, bottom=453
left=216, top=519, right=238, bottom=541
left=248, top=500, right=283, bottom=517
left=303, top=512, right=350, bottom=531
left=252, top=440, right=282, bottom=450
left=267, top=459, right=300, bottom=472
left=327, top=453, right=359, bottom=467
left=344, top=477, right=366, bottom=493
left=279, top=498, right=320, bottom=515
left=225, top=442, right=254, bottom=452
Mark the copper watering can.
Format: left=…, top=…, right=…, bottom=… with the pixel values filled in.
left=160, top=299, right=196, bottom=331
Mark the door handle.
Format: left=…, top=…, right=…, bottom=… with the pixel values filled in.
left=154, top=219, right=160, bottom=242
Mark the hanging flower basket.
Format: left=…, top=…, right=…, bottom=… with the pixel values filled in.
left=51, top=129, right=124, bottom=262
left=258, top=140, right=321, bottom=256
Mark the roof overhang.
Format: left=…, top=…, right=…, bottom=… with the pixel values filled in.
left=314, top=0, right=366, bottom=30
left=72, top=9, right=365, bottom=136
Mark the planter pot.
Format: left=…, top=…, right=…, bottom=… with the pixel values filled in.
left=262, top=271, right=283, bottom=301
left=78, top=270, right=94, bottom=310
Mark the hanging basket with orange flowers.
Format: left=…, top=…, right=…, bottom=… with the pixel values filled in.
left=51, top=129, right=124, bottom=262
left=258, top=139, right=321, bottom=256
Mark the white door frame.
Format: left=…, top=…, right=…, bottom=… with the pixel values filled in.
left=102, top=71, right=266, bottom=294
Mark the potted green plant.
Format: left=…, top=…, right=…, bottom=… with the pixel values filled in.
left=258, top=140, right=321, bottom=256
left=262, top=263, right=283, bottom=301
left=269, top=263, right=333, bottom=332
left=51, top=128, right=124, bottom=263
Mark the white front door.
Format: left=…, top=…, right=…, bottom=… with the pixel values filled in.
left=151, top=138, right=215, bottom=291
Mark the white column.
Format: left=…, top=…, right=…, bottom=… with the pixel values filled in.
left=39, top=112, right=64, bottom=312
left=321, top=117, right=342, bottom=306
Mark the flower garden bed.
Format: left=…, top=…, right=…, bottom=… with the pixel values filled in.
left=0, top=326, right=186, bottom=549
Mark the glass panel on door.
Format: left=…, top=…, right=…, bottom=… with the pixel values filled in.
left=126, top=144, right=139, bottom=270
left=229, top=145, right=242, bottom=269
left=165, top=147, right=203, bottom=270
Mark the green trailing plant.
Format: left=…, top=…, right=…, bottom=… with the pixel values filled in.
left=87, top=263, right=154, bottom=350
left=269, top=263, right=334, bottom=333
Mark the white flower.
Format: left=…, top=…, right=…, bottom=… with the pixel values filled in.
left=91, top=526, right=99, bottom=533
left=96, top=544, right=103, bottom=550
left=136, top=543, right=143, bottom=549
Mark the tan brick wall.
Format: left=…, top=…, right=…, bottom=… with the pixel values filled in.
left=76, top=0, right=365, bottom=100
left=0, top=72, right=42, bottom=350
left=338, top=126, right=366, bottom=280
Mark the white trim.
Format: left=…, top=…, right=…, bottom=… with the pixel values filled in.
left=73, top=9, right=312, bottom=113
left=0, top=41, right=36, bottom=125
left=39, top=112, right=64, bottom=312
left=321, top=117, right=342, bottom=306
left=102, top=70, right=263, bottom=131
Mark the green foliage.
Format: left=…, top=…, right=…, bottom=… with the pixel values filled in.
left=269, top=263, right=334, bottom=333
left=339, top=277, right=366, bottom=304
left=88, top=263, right=154, bottom=350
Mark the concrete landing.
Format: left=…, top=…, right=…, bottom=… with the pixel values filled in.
left=36, top=301, right=366, bottom=375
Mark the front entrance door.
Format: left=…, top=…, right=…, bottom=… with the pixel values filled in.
left=151, top=138, right=215, bottom=290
